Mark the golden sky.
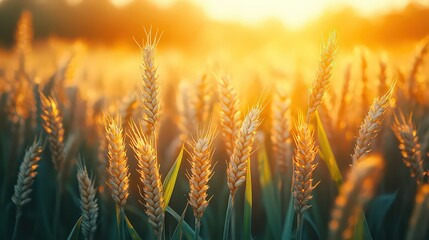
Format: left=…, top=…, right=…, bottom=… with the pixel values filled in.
left=109, top=0, right=428, bottom=28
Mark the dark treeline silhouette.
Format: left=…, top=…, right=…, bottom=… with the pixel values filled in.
left=1, top=0, right=429, bottom=51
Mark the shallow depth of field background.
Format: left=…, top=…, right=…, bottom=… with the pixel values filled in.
left=1, top=0, right=429, bottom=239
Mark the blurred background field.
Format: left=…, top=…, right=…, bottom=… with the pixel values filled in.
left=1, top=0, right=429, bottom=240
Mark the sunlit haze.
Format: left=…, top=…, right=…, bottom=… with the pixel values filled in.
left=109, top=0, right=429, bottom=28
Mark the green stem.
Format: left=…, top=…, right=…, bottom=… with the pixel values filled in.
left=120, top=208, right=125, bottom=240
left=11, top=208, right=22, bottom=240
left=53, top=173, right=63, bottom=239
left=194, top=218, right=201, bottom=240
left=296, top=213, right=304, bottom=240
left=223, top=194, right=234, bottom=240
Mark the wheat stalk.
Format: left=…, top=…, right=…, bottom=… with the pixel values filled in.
left=306, top=31, right=337, bottom=122
left=218, top=74, right=242, bottom=156
left=40, top=92, right=66, bottom=173
left=129, top=121, right=164, bottom=238
left=406, top=185, right=429, bottom=240
left=187, top=127, right=215, bottom=238
left=392, top=112, right=425, bottom=184
left=105, top=115, right=129, bottom=208
left=351, top=80, right=396, bottom=165
left=271, top=89, right=292, bottom=172
left=139, top=29, right=161, bottom=139
left=292, top=111, right=318, bottom=228
left=329, top=155, right=384, bottom=240
left=77, top=160, right=99, bottom=240
left=227, top=106, right=262, bottom=196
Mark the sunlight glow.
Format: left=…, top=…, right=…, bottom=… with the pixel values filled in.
left=109, top=0, right=429, bottom=28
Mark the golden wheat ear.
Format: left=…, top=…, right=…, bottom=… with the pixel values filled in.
left=12, top=136, right=44, bottom=209
left=76, top=158, right=99, bottom=240
left=187, top=125, right=216, bottom=220
left=351, top=79, right=396, bottom=166
left=227, top=105, right=262, bottom=196
left=217, top=74, right=242, bottom=156
left=128, top=119, right=164, bottom=238
left=138, top=29, right=162, bottom=139
left=271, top=88, right=293, bottom=173
left=40, top=92, right=66, bottom=174
left=307, top=30, right=338, bottom=123
left=392, top=111, right=425, bottom=184
left=104, top=114, right=130, bottom=208
left=292, top=111, right=318, bottom=216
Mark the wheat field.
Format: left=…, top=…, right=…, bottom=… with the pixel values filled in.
left=1, top=3, right=429, bottom=240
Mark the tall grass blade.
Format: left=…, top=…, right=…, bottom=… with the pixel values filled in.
left=258, top=145, right=282, bottom=238
left=67, top=216, right=82, bottom=240
left=124, top=213, right=142, bottom=240
left=163, top=146, right=184, bottom=210
left=315, top=111, right=342, bottom=187
left=171, top=203, right=189, bottom=240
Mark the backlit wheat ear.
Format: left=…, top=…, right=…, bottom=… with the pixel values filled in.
left=12, top=136, right=44, bottom=209
left=194, top=74, right=211, bottom=124
left=105, top=115, right=129, bottom=208
left=227, top=106, right=262, bottom=196
left=177, top=82, right=197, bottom=135
left=139, top=29, right=161, bottom=139
left=271, top=89, right=292, bottom=172
left=360, top=50, right=370, bottom=111
left=129, top=121, right=164, bottom=238
left=337, top=64, right=351, bottom=129
left=187, top=128, right=215, bottom=221
left=351, top=80, right=396, bottom=166
left=392, top=112, right=425, bottom=184
left=306, top=31, right=338, bottom=123
left=408, top=37, right=429, bottom=99
left=218, top=75, right=242, bottom=156
left=77, top=160, right=99, bottom=240
left=329, top=155, right=384, bottom=240
left=378, top=58, right=388, bottom=96
left=15, top=10, right=32, bottom=72
left=406, top=185, right=429, bottom=240
left=292, top=112, right=318, bottom=216
left=121, top=95, right=139, bottom=129
left=40, top=92, right=66, bottom=173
